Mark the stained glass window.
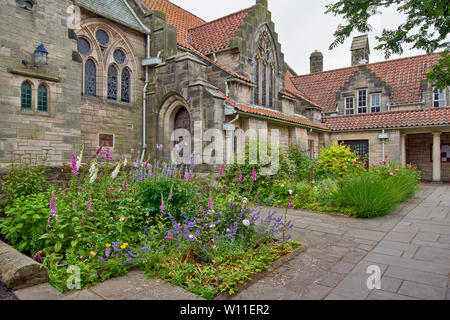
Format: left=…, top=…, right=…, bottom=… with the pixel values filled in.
left=253, top=58, right=259, bottom=104
left=21, top=81, right=32, bottom=110
left=77, top=38, right=90, bottom=56
left=114, top=49, right=126, bottom=65
left=269, top=65, right=273, bottom=108
left=107, top=65, right=118, bottom=100
left=121, top=68, right=131, bottom=103
left=96, top=30, right=109, bottom=47
left=37, top=85, right=48, bottom=112
left=84, top=59, right=96, bottom=96
left=262, top=63, right=266, bottom=107
left=254, top=31, right=274, bottom=108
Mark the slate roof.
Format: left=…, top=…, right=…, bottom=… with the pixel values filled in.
left=188, top=8, right=251, bottom=55
left=75, top=0, right=149, bottom=33
left=324, top=107, right=450, bottom=131
left=291, top=53, right=442, bottom=112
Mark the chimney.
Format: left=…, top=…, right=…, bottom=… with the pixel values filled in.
left=351, top=35, right=370, bottom=66
left=310, top=50, right=323, bottom=73
left=256, top=0, right=268, bottom=8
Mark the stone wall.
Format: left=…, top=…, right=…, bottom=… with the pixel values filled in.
left=406, top=133, right=450, bottom=182
left=0, top=0, right=82, bottom=168
left=330, top=130, right=401, bottom=166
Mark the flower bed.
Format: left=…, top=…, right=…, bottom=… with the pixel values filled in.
left=0, top=147, right=299, bottom=299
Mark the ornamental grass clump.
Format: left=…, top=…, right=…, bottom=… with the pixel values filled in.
left=330, top=161, right=421, bottom=218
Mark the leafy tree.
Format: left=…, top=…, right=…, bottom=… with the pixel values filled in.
left=326, top=0, right=449, bottom=88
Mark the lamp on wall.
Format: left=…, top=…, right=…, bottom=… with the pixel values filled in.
left=34, top=43, right=48, bottom=67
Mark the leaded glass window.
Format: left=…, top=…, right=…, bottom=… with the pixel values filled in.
left=84, top=59, right=96, bottom=96
left=433, top=88, right=446, bottom=108
left=77, top=38, right=91, bottom=56
left=254, top=31, right=274, bottom=108
left=114, top=49, right=126, bottom=65
left=253, top=58, right=259, bottom=104
left=37, top=85, right=48, bottom=112
left=21, top=81, right=32, bottom=110
left=107, top=65, right=118, bottom=100
left=96, top=30, right=109, bottom=47
left=358, top=89, right=367, bottom=114
left=121, top=68, right=131, bottom=103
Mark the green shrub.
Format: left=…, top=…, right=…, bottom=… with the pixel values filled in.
left=329, top=164, right=420, bottom=218
left=0, top=193, right=50, bottom=253
left=285, top=145, right=315, bottom=181
left=316, top=143, right=363, bottom=178
left=1, top=162, right=48, bottom=211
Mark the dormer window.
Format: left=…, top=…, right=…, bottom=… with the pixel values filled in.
left=433, top=88, right=446, bottom=108
left=253, top=31, right=274, bottom=108
left=358, top=89, right=367, bottom=114
left=345, top=96, right=354, bottom=115
left=370, top=93, right=381, bottom=113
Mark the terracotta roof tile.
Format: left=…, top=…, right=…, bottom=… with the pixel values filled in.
left=189, top=8, right=250, bottom=55
left=284, top=72, right=322, bottom=109
left=324, top=107, right=450, bottom=131
left=225, top=96, right=328, bottom=130
left=142, top=0, right=205, bottom=48
left=142, top=0, right=253, bottom=84
left=291, top=53, right=442, bottom=111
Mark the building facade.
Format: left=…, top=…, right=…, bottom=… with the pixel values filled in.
left=0, top=0, right=449, bottom=181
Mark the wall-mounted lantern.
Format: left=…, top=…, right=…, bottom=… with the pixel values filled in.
left=34, top=43, right=48, bottom=67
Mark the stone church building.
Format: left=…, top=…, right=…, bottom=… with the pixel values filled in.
left=0, top=0, right=449, bottom=181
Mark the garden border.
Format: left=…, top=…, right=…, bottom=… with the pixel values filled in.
left=0, top=240, right=49, bottom=290
left=214, top=244, right=307, bottom=300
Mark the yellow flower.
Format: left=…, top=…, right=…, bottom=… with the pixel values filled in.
left=120, top=242, right=129, bottom=250
left=105, top=243, right=111, bottom=248
left=90, top=251, right=96, bottom=257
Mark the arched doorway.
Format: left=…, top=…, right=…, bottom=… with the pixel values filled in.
left=173, top=107, right=191, bottom=158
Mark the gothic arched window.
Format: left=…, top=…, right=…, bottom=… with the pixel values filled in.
left=121, top=68, right=131, bottom=103
left=107, top=65, right=118, bottom=100
left=37, top=85, right=48, bottom=112
left=21, top=81, right=32, bottom=110
left=253, top=31, right=275, bottom=108
left=174, top=107, right=191, bottom=158
left=84, top=59, right=96, bottom=96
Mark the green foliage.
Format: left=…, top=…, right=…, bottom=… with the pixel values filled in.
left=138, top=177, right=201, bottom=224
left=325, top=0, right=449, bottom=88
left=1, top=161, right=48, bottom=211
left=329, top=163, right=421, bottom=218
left=285, top=145, right=315, bottom=181
left=0, top=193, right=50, bottom=253
left=316, top=143, right=363, bottom=178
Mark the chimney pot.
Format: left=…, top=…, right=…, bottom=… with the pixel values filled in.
left=310, top=50, right=323, bottom=73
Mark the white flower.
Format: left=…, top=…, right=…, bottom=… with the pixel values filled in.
left=89, top=161, right=98, bottom=183
left=288, top=189, right=293, bottom=195
left=209, top=224, right=215, bottom=228
left=76, top=145, right=84, bottom=170
left=123, top=158, right=128, bottom=167
left=281, top=184, right=285, bottom=188
left=242, top=197, right=248, bottom=205
left=226, top=228, right=231, bottom=233
left=242, top=219, right=250, bottom=227
left=111, top=161, right=122, bottom=179
left=188, top=234, right=194, bottom=240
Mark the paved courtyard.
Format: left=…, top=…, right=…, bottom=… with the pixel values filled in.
left=232, top=184, right=450, bottom=300
left=7, top=184, right=450, bottom=300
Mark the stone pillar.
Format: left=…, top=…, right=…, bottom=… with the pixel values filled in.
left=400, top=134, right=407, bottom=166
left=432, top=132, right=441, bottom=182
left=225, top=129, right=234, bottom=165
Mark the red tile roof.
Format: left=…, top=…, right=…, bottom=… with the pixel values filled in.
left=225, top=96, right=329, bottom=130
left=142, top=0, right=205, bottom=48
left=189, top=8, right=250, bottom=55
left=324, top=107, right=450, bottom=131
left=291, top=53, right=442, bottom=111
left=142, top=0, right=253, bottom=84
left=283, top=72, right=322, bottom=109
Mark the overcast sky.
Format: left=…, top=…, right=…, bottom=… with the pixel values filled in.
left=171, top=0, right=425, bottom=75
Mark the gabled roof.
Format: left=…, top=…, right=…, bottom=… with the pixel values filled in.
left=75, top=0, right=149, bottom=33
left=291, top=53, right=442, bottom=112
left=225, top=96, right=329, bottom=130
left=324, top=107, right=450, bottom=131
left=283, top=72, right=322, bottom=110
left=188, top=8, right=251, bottom=55
left=141, top=0, right=206, bottom=48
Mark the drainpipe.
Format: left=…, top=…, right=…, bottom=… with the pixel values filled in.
left=122, top=0, right=152, bottom=163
